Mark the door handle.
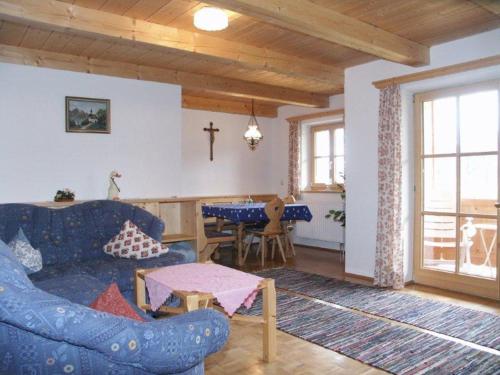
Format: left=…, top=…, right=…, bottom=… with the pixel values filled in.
left=496, top=202, right=500, bottom=209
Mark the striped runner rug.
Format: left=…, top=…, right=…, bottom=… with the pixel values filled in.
left=255, top=268, right=500, bottom=350
left=242, top=292, right=500, bottom=375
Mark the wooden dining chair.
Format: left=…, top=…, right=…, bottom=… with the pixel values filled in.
left=243, top=197, right=287, bottom=267
left=201, top=226, right=237, bottom=262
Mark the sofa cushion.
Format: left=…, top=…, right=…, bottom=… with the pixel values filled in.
left=34, top=273, right=153, bottom=322
left=0, top=238, right=21, bottom=264
left=0, top=240, right=33, bottom=290
left=0, top=201, right=165, bottom=267
left=8, top=228, right=43, bottom=274
left=104, top=220, right=168, bottom=259
left=34, top=273, right=107, bottom=306
left=75, top=248, right=195, bottom=292
left=90, top=283, right=145, bottom=322
left=29, top=244, right=196, bottom=293
left=169, top=241, right=197, bottom=263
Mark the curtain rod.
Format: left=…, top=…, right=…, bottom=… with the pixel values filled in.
left=372, top=55, right=500, bottom=89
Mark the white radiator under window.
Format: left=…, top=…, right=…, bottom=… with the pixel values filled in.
left=295, top=197, right=344, bottom=244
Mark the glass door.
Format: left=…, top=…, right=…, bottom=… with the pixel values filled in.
left=414, top=80, right=499, bottom=300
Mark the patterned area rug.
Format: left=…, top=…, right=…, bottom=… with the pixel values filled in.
left=242, top=292, right=500, bottom=375
left=255, top=268, right=500, bottom=350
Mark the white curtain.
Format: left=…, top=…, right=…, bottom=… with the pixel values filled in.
left=374, top=84, right=404, bottom=289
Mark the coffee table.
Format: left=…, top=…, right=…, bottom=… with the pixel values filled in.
left=134, top=263, right=277, bottom=362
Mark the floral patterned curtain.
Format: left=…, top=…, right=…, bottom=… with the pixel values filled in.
left=288, top=119, right=301, bottom=198
left=374, top=84, right=404, bottom=289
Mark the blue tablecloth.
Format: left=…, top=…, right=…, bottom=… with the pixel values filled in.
left=202, top=203, right=313, bottom=224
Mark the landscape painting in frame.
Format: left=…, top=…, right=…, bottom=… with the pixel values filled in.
left=66, top=96, right=110, bottom=134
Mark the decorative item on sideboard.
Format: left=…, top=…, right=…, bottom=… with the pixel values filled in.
left=54, top=188, right=75, bottom=202
left=107, top=171, right=122, bottom=200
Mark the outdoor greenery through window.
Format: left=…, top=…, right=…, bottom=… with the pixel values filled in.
left=310, top=124, right=344, bottom=189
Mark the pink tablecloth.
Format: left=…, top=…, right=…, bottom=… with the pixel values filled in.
left=145, top=263, right=264, bottom=316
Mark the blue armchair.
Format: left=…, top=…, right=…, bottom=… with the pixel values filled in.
left=0, top=241, right=230, bottom=374
left=0, top=200, right=230, bottom=374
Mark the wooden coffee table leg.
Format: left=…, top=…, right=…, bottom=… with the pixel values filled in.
left=262, top=279, right=277, bottom=362
left=185, top=294, right=200, bottom=312
left=135, top=269, right=147, bottom=312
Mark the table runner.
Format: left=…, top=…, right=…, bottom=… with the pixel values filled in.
left=145, top=263, right=264, bottom=316
left=202, top=203, right=313, bottom=223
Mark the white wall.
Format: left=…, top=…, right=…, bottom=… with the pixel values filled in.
left=344, top=29, right=500, bottom=280
left=0, top=63, right=182, bottom=203
left=181, top=109, right=275, bottom=196
left=0, top=61, right=294, bottom=203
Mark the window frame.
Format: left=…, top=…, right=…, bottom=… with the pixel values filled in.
left=309, top=123, right=344, bottom=192
left=413, top=79, right=500, bottom=299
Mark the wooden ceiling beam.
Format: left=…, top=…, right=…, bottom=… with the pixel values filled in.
left=204, top=0, right=430, bottom=67
left=0, top=0, right=343, bottom=85
left=470, top=0, right=500, bottom=16
left=0, top=44, right=329, bottom=107
left=182, top=94, right=278, bottom=118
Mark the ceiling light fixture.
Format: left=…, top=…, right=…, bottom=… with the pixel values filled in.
left=244, top=99, right=263, bottom=151
left=194, top=7, right=228, bottom=31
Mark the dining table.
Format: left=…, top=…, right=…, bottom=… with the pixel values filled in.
left=202, top=202, right=313, bottom=265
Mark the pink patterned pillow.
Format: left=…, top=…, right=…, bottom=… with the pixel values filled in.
left=103, top=220, right=168, bottom=259
left=90, top=283, right=145, bottom=322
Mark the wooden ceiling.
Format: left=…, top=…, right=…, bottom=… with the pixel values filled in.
left=0, top=0, right=498, bottom=117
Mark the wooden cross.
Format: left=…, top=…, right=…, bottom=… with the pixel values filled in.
left=203, top=122, right=219, bottom=161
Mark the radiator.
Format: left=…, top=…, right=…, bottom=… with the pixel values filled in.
left=295, top=200, right=344, bottom=243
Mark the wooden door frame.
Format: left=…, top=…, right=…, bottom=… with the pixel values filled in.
left=413, top=79, right=500, bottom=300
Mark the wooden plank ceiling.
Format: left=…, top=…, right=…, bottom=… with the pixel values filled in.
left=0, top=0, right=498, bottom=117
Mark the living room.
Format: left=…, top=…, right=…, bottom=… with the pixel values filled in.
left=0, top=1, right=499, bottom=374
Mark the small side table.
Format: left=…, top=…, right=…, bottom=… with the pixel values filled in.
left=135, top=268, right=277, bottom=362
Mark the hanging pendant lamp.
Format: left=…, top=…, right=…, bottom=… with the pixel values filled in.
left=243, top=99, right=263, bottom=151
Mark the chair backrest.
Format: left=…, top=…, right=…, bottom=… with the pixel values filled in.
left=0, top=200, right=164, bottom=266
left=263, top=197, right=285, bottom=234
left=282, top=195, right=296, bottom=204
left=423, top=216, right=456, bottom=248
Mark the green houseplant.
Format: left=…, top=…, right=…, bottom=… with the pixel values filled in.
left=325, top=183, right=345, bottom=227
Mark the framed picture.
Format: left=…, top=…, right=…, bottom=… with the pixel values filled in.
left=66, top=96, right=110, bottom=134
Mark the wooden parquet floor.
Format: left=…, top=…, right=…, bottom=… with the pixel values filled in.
left=206, top=245, right=499, bottom=374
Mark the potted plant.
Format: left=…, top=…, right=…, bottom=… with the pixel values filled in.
left=54, top=188, right=75, bottom=202
left=325, top=183, right=345, bottom=227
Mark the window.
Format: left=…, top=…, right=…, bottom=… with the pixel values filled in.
left=310, top=124, right=344, bottom=189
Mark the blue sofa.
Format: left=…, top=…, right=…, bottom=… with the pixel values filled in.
left=0, top=200, right=230, bottom=374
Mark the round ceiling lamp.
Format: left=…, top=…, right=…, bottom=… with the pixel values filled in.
left=194, top=7, right=228, bottom=31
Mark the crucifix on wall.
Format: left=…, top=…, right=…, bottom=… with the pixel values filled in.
left=203, top=122, right=219, bottom=161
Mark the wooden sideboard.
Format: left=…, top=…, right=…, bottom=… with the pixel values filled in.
left=25, top=194, right=277, bottom=261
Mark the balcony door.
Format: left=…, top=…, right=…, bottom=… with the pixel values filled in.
left=414, top=80, right=499, bottom=300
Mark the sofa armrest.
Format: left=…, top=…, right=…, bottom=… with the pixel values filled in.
left=127, top=309, right=229, bottom=374
left=0, top=283, right=229, bottom=374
